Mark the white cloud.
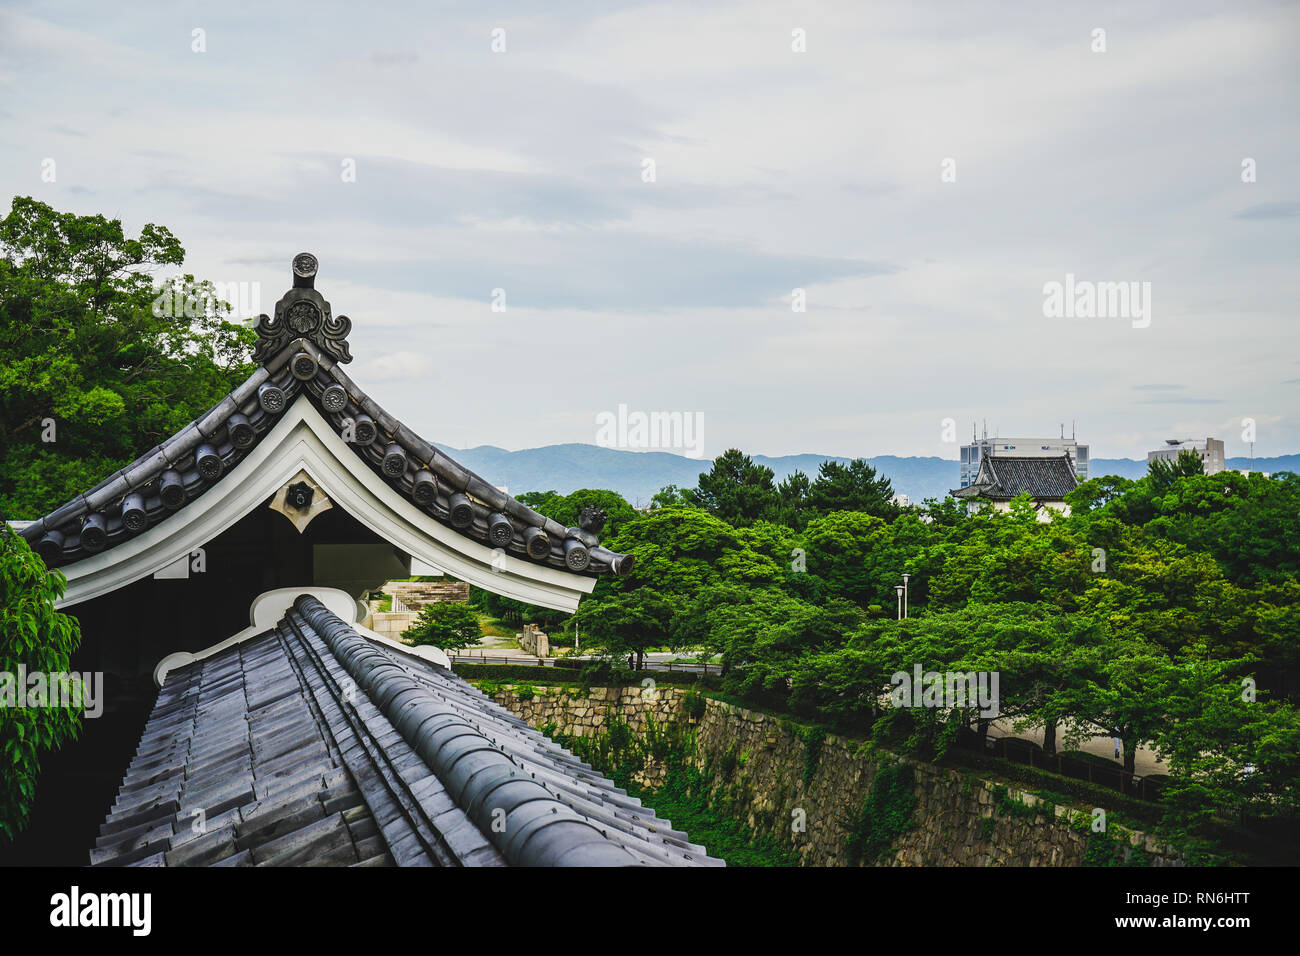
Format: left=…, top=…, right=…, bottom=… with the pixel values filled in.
left=1, top=0, right=1297, bottom=462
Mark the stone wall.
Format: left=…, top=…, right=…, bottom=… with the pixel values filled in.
left=484, top=683, right=1184, bottom=867
left=381, top=580, right=470, bottom=608
left=486, top=684, right=692, bottom=790
left=488, top=683, right=686, bottom=736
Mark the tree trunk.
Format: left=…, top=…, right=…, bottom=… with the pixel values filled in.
left=977, top=718, right=989, bottom=749
left=1123, top=739, right=1137, bottom=776
left=1043, top=718, right=1057, bottom=757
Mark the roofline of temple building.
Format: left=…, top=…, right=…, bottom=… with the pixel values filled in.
left=20, top=256, right=632, bottom=604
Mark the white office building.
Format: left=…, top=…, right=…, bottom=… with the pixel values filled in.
left=1147, top=437, right=1226, bottom=474
left=959, top=431, right=1089, bottom=488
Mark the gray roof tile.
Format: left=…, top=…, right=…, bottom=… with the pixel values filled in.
left=91, top=596, right=720, bottom=867
left=952, top=454, right=1079, bottom=500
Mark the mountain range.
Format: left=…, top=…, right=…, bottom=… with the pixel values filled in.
left=435, top=443, right=1300, bottom=505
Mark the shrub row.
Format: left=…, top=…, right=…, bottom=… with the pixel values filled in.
left=451, top=662, right=722, bottom=689
left=948, top=750, right=1162, bottom=827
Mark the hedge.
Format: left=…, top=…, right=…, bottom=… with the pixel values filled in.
left=451, top=662, right=721, bottom=689
left=949, top=750, right=1162, bottom=827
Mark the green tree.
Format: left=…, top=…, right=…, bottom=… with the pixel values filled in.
left=807, top=458, right=897, bottom=519
left=1147, top=448, right=1205, bottom=494
left=649, top=484, right=690, bottom=509
left=1154, top=648, right=1299, bottom=832
left=516, top=488, right=638, bottom=539
left=572, top=587, right=676, bottom=670
left=670, top=581, right=759, bottom=668
left=0, top=196, right=255, bottom=518
left=687, top=449, right=779, bottom=526
left=799, top=510, right=894, bottom=608
left=708, top=589, right=862, bottom=703
left=402, top=601, right=482, bottom=651
left=775, top=469, right=812, bottom=529
left=1065, top=475, right=1135, bottom=515
left=0, top=525, right=83, bottom=841
left=602, top=505, right=783, bottom=596
left=1145, top=471, right=1300, bottom=587
left=1057, top=635, right=1177, bottom=775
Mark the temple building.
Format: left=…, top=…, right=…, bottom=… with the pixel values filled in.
left=949, top=453, right=1080, bottom=519
left=17, top=255, right=717, bottom=867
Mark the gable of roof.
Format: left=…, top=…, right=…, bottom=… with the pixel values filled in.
left=91, top=594, right=721, bottom=868
left=20, top=255, right=631, bottom=607
left=951, top=454, right=1079, bottom=500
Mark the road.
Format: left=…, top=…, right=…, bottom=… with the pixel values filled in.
left=448, top=648, right=718, bottom=674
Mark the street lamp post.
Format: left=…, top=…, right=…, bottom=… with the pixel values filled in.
left=902, top=573, right=910, bottom=619
left=895, top=585, right=904, bottom=621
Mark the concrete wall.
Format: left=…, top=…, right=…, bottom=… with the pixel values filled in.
left=368, top=611, right=417, bottom=640
left=516, top=624, right=550, bottom=657
left=485, top=684, right=1184, bottom=867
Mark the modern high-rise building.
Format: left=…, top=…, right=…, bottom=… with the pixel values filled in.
left=958, top=426, right=1089, bottom=488
left=1146, top=437, right=1226, bottom=474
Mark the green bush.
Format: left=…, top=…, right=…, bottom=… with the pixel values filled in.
left=988, top=784, right=1044, bottom=822
left=718, top=744, right=740, bottom=780
left=844, top=761, right=918, bottom=865
left=451, top=662, right=721, bottom=689
left=797, top=725, right=829, bottom=788
left=0, top=526, right=84, bottom=842
left=1081, top=824, right=1150, bottom=867
left=682, top=686, right=708, bottom=721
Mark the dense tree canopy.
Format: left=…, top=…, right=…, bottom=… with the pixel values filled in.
left=0, top=196, right=255, bottom=519
left=539, top=460, right=1300, bottom=847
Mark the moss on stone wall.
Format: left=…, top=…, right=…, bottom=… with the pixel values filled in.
left=481, top=683, right=1187, bottom=867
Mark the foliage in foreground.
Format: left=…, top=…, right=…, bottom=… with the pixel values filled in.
left=0, top=526, right=83, bottom=841
left=0, top=196, right=256, bottom=519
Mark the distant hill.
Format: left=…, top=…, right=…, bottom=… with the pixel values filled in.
left=437, top=442, right=1300, bottom=505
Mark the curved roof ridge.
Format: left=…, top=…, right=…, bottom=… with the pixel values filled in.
left=291, top=594, right=647, bottom=867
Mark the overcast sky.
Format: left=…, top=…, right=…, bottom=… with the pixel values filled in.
left=2, top=1, right=1296, bottom=461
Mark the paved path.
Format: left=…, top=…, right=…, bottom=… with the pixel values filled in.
left=988, top=718, right=1169, bottom=775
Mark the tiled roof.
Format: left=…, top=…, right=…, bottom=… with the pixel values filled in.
left=951, top=455, right=1079, bottom=500
left=21, top=255, right=631, bottom=579
left=90, top=595, right=720, bottom=867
